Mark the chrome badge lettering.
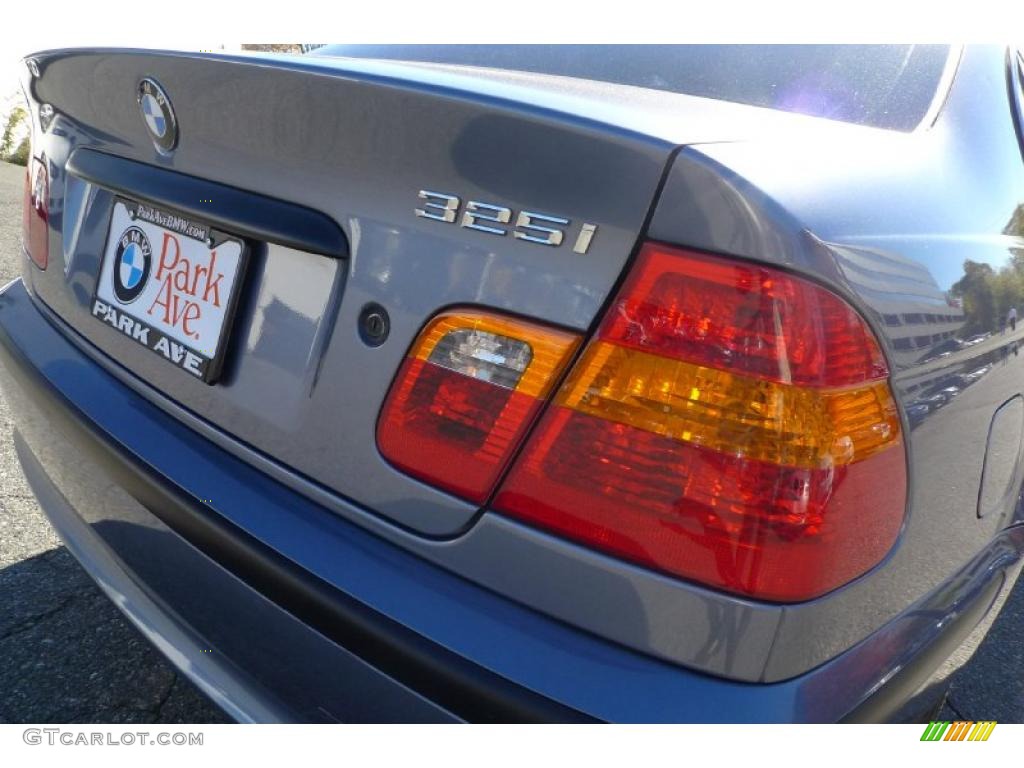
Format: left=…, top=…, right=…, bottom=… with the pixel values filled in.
left=415, top=190, right=597, bottom=254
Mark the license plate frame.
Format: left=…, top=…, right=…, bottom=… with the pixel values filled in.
left=91, top=197, right=249, bottom=385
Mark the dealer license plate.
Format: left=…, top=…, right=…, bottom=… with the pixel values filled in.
left=92, top=199, right=247, bottom=384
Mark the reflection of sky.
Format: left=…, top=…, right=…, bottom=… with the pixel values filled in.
left=921, top=241, right=1012, bottom=291
left=837, top=235, right=1022, bottom=295
left=906, top=237, right=1016, bottom=293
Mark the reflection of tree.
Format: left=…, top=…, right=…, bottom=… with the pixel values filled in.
left=952, top=207, right=1024, bottom=335
left=1005, top=204, right=1024, bottom=237
left=951, top=260, right=998, bottom=335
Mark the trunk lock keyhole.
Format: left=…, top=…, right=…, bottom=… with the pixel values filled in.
left=359, top=303, right=390, bottom=347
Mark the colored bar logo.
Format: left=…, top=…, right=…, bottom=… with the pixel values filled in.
left=921, top=721, right=997, bottom=741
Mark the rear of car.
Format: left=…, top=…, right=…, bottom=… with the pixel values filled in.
left=3, top=44, right=1024, bottom=722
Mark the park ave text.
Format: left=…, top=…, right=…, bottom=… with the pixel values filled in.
left=147, top=231, right=224, bottom=338
left=91, top=298, right=207, bottom=378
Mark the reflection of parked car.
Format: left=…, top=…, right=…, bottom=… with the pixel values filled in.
left=963, top=333, right=990, bottom=346
left=918, top=337, right=965, bottom=363
left=5, top=44, right=1024, bottom=725
left=906, top=401, right=932, bottom=428
left=963, top=365, right=991, bottom=384
left=922, top=388, right=958, bottom=410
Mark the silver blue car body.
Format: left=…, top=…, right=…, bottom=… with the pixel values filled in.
left=2, top=44, right=1024, bottom=722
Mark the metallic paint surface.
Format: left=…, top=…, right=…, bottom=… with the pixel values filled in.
left=2, top=277, right=1021, bottom=721
left=7, top=43, right=1024, bottom=704
left=650, top=46, right=1024, bottom=680
left=27, top=50, right=668, bottom=537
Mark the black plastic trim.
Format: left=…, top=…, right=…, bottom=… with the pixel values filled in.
left=65, top=148, right=348, bottom=258
left=0, top=304, right=592, bottom=724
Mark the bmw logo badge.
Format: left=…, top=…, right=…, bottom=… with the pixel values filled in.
left=138, top=77, right=178, bottom=153
left=113, top=226, right=152, bottom=303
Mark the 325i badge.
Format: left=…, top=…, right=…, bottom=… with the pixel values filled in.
left=91, top=199, right=247, bottom=383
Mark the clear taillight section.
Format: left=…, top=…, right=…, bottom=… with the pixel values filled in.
left=21, top=155, right=48, bottom=270
left=377, top=310, right=580, bottom=503
left=493, top=242, right=907, bottom=602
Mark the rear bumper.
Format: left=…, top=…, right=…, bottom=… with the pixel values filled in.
left=1, top=276, right=1022, bottom=723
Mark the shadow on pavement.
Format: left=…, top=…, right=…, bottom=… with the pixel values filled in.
left=943, top=570, right=1024, bottom=723
left=0, top=545, right=229, bottom=723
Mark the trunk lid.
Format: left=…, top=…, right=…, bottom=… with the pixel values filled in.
left=25, top=49, right=678, bottom=534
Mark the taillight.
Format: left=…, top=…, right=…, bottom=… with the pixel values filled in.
left=377, top=310, right=580, bottom=503
left=22, top=155, right=49, bottom=270
left=494, top=242, right=906, bottom=602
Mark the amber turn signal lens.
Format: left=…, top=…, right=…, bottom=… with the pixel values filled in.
left=560, top=342, right=900, bottom=468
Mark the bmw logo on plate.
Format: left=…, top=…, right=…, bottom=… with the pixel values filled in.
left=113, top=226, right=153, bottom=303
left=137, top=77, right=178, bottom=153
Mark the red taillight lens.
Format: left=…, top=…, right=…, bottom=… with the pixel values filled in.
left=377, top=310, right=580, bottom=503
left=599, top=246, right=889, bottom=387
left=494, top=242, right=906, bottom=602
left=22, top=156, right=48, bottom=270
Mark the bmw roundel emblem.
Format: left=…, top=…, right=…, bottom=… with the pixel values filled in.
left=137, top=77, right=178, bottom=153
left=113, top=226, right=152, bottom=303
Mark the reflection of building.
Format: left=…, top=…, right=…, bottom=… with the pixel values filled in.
left=829, top=243, right=965, bottom=368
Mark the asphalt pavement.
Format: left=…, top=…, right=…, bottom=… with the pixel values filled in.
left=0, top=158, right=1021, bottom=723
